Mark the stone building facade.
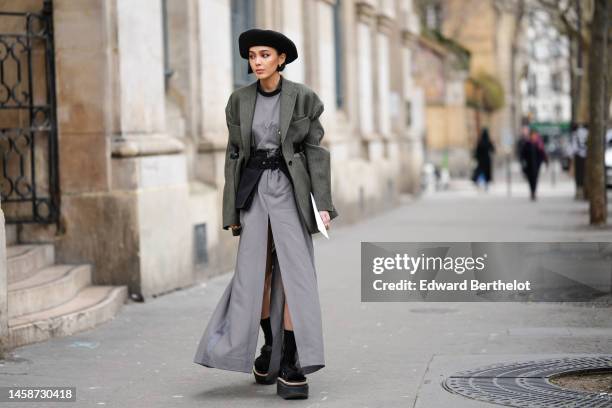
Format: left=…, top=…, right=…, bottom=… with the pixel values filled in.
left=0, top=0, right=425, bottom=351
left=519, top=8, right=571, bottom=124
left=435, top=0, right=524, bottom=160
left=410, top=32, right=471, bottom=177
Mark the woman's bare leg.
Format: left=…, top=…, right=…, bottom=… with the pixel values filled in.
left=283, top=298, right=293, bottom=330
left=261, top=217, right=293, bottom=330
left=260, top=218, right=274, bottom=319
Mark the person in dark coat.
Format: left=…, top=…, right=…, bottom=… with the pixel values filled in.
left=520, top=129, right=549, bottom=200
left=471, top=128, right=495, bottom=189
left=570, top=122, right=588, bottom=199
left=516, top=125, right=530, bottom=164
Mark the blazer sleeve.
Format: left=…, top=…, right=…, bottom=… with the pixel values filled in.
left=222, top=95, right=240, bottom=231
left=303, top=92, right=339, bottom=221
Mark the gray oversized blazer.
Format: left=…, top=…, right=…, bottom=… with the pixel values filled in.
left=222, top=76, right=339, bottom=236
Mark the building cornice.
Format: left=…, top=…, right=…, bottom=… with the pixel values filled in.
left=401, top=29, right=417, bottom=46
left=111, top=134, right=185, bottom=158
left=376, top=13, right=395, bottom=34
left=356, top=1, right=376, bottom=24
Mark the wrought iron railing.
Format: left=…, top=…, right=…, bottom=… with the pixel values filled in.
left=0, top=0, right=59, bottom=224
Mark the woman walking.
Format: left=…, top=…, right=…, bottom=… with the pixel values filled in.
left=520, top=129, right=548, bottom=201
left=471, top=128, right=495, bottom=190
left=193, top=28, right=338, bottom=400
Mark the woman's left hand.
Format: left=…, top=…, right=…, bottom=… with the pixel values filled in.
left=319, top=210, right=331, bottom=229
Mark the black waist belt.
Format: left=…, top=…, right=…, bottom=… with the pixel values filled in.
left=235, top=148, right=292, bottom=211
left=246, top=148, right=285, bottom=170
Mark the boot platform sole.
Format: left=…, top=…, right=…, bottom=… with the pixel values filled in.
left=277, top=378, right=309, bottom=399
left=253, top=366, right=275, bottom=385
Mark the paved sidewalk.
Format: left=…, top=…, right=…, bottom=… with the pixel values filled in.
left=1, top=171, right=611, bottom=407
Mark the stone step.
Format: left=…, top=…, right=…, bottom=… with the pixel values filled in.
left=8, top=285, right=128, bottom=349
left=7, top=244, right=55, bottom=285
left=8, top=264, right=93, bottom=319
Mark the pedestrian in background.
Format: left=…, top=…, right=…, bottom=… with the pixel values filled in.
left=516, top=125, right=530, bottom=165
left=570, top=122, right=588, bottom=199
left=520, top=129, right=548, bottom=201
left=471, top=127, right=495, bottom=191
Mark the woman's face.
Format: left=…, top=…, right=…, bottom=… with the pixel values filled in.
left=248, top=46, right=286, bottom=79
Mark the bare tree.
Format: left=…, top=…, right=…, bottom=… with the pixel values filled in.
left=606, top=3, right=612, bottom=127
left=586, top=0, right=608, bottom=224
left=536, top=0, right=593, bottom=124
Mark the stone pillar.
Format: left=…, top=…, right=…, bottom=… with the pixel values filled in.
left=0, top=205, right=7, bottom=358
left=336, top=0, right=360, bottom=160
left=375, top=4, right=400, bottom=204
left=194, top=0, right=233, bottom=186
left=376, top=21, right=392, bottom=139
left=111, top=0, right=191, bottom=297
left=257, top=0, right=282, bottom=28
left=165, top=0, right=201, bottom=181
left=53, top=0, right=192, bottom=299
left=51, top=0, right=120, bottom=278
left=191, top=0, right=237, bottom=276
left=315, top=0, right=337, bottom=137
left=398, top=1, right=425, bottom=194
left=281, top=0, right=306, bottom=83
left=355, top=2, right=375, bottom=159
left=370, top=7, right=394, bottom=162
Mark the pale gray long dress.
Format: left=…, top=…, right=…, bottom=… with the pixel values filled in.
left=193, top=87, right=325, bottom=380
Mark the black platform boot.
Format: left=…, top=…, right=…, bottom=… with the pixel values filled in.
left=253, top=344, right=275, bottom=384
left=253, top=318, right=275, bottom=385
left=277, top=329, right=308, bottom=399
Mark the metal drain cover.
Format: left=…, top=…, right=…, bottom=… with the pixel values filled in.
left=443, top=356, right=612, bottom=407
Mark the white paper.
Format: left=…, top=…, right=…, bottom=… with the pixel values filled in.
left=310, top=193, right=329, bottom=239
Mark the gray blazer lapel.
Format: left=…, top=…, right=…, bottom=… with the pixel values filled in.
left=279, top=78, right=297, bottom=146
left=239, top=81, right=257, bottom=159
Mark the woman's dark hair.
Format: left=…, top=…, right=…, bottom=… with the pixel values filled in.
left=276, top=50, right=287, bottom=71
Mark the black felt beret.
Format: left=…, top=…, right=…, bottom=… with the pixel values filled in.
left=239, top=29, right=298, bottom=74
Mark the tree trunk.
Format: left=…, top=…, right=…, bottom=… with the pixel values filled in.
left=586, top=0, right=608, bottom=225
left=577, top=2, right=592, bottom=200
left=578, top=50, right=591, bottom=123
left=570, top=35, right=579, bottom=123
left=576, top=0, right=592, bottom=126
left=510, top=0, right=525, bottom=138
left=582, top=44, right=591, bottom=201
left=604, top=1, right=612, bottom=208
left=606, top=2, right=612, bottom=123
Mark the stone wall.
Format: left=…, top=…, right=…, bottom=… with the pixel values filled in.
left=0, top=0, right=427, bottom=302
left=0, top=206, right=6, bottom=358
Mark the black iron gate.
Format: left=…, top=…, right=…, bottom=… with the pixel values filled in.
left=0, top=0, right=59, bottom=224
